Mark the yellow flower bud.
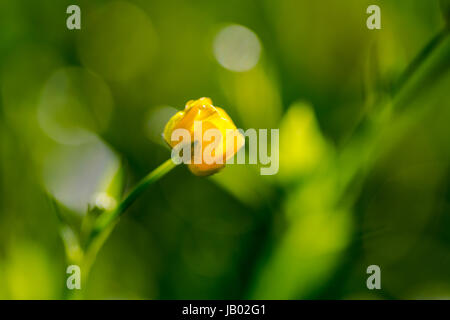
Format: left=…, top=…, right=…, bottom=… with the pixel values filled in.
left=163, top=97, right=245, bottom=176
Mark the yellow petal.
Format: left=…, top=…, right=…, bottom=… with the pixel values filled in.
left=163, top=97, right=244, bottom=176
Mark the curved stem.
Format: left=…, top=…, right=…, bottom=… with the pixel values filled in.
left=393, top=27, right=449, bottom=94
left=92, top=158, right=177, bottom=238
left=71, top=158, right=177, bottom=296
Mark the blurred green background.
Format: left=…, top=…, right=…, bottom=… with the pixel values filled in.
left=0, top=0, right=449, bottom=299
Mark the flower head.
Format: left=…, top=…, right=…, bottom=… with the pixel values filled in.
left=163, top=97, right=244, bottom=176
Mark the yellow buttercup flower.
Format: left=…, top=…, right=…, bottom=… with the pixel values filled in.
left=163, top=97, right=245, bottom=176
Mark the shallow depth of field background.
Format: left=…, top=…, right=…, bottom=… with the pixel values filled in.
left=0, top=0, right=449, bottom=299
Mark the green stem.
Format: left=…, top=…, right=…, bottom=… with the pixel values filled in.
left=92, top=158, right=177, bottom=238
left=69, top=158, right=177, bottom=297
left=393, top=27, right=448, bottom=94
